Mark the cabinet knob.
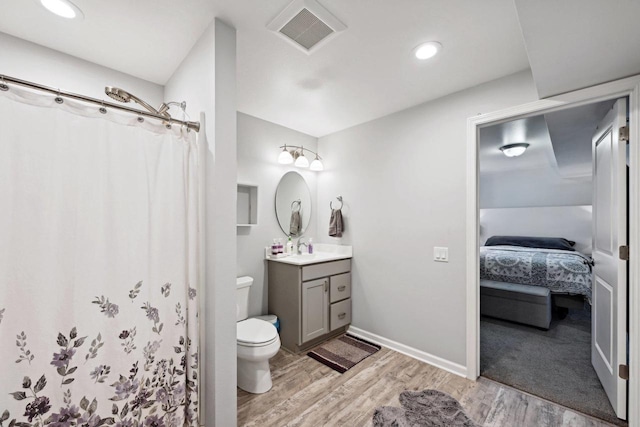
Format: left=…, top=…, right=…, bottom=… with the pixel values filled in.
left=324, top=280, right=328, bottom=292
left=338, top=285, right=346, bottom=291
left=338, top=313, right=346, bottom=319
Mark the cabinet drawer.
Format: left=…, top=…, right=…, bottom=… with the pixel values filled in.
left=330, top=298, right=351, bottom=331
left=302, top=259, right=351, bottom=282
left=330, top=273, right=351, bottom=303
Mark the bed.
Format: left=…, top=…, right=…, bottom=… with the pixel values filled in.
left=480, top=237, right=593, bottom=306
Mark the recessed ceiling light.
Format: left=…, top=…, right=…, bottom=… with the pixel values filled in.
left=414, top=41, right=442, bottom=60
left=38, top=0, right=84, bottom=19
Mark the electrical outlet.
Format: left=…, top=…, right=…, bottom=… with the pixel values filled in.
left=434, top=247, right=449, bottom=262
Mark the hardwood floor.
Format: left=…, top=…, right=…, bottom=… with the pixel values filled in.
left=237, top=346, right=617, bottom=427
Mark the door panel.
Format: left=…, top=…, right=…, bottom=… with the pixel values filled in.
left=591, top=98, right=628, bottom=420
left=594, top=276, right=613, bottom=370
left=595, top=131, right=614, bottom=254
left=301, top=278, right=329, bottom=343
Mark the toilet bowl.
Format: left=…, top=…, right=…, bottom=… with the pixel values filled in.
left=236, top=276, right=281, bottom=394
left=237, top=318, right=281, bottom=393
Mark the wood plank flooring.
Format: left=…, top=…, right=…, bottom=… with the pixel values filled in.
left=238, top=346, right=617, bottom=427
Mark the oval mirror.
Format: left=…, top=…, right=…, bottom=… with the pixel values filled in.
left=275, top=171, right=312, bottom=237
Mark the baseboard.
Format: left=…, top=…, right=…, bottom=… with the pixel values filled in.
left=347, top=326, right=467, bottom=378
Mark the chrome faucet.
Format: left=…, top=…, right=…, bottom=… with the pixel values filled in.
left=296, top=237, right=308, bottom=255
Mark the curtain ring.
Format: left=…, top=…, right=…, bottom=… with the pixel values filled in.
left=99, top=100, right=107, bottom=114
left=0, top=76, right=8, bottom=92
left=55, top=89, right=63, bottom=104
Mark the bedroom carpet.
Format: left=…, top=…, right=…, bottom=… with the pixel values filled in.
left=481, top=309, right=626, bottom=426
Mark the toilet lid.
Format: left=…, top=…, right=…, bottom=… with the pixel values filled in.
left=237, top=318, right=278, bottom=345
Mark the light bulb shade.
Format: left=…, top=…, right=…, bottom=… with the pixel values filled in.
left=278, top=148, right=294, bottom=164
left=294, top=153, right=309, bottom=168
left=310, top=158, right=324, bottom=171
left=500, top=143, right=529, bottom=157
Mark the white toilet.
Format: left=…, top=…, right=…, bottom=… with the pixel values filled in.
left=236, top=276, right=281, bottom=394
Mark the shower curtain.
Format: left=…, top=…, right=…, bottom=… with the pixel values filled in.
left=0, top=87, right=199, bottom=426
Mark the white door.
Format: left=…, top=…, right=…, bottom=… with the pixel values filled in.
left=592, top=98, right=628, bottom=419
left=301, top=278, right=329, bottom=343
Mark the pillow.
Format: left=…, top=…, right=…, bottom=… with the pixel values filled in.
left=484, top=236, right=576, bottom=251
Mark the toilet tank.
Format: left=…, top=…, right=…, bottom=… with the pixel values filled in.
left=236, top=276, right=253, bottom=321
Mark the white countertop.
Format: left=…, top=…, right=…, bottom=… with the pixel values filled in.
left=266, top=243, right=352, bottom=266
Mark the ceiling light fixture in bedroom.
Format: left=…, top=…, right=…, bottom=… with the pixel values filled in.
left=500, top=143, right=530, bottom=157
left=278, top=145, right=323, bottom=171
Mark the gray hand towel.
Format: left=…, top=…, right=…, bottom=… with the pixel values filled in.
left=329, top=208, right=343, bottom=237
left=290, top=211, right=301, bottom=236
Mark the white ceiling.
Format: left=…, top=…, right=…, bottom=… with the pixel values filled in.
left=3, top=1, right=637, bottom=137
left=479, top=99, right=616, bottom=177
left=227, top=0, right=530, bottom=136
left=514, top=0, right=640, bottom=98
left=0, top=0, right=530, bottom=137
left=544, top=100, right=615, bottom=178
left=479, top=116, right=558, bottom=174
left=0, top=0, right=217, bottom=85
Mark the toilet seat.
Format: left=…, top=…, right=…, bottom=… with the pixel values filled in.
left=237, top=318, right=278, bottom=347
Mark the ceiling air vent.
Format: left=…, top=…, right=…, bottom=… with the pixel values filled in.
left=268, top=0, right=346, bottom=54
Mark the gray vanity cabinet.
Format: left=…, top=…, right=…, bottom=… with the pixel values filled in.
left=268, top=258, right=351, bottom=353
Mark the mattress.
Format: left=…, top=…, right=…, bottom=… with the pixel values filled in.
left=480, top=245, right=592, bottom=304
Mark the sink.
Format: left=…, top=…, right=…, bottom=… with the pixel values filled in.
left=267, top=244, right=352, bottom=266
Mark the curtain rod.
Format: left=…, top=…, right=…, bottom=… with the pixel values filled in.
left=0, top=74, right=201, bottom=132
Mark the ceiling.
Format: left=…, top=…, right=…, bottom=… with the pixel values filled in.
left=479, top=99, right=616, bottom=177
left=0, top=0, right=217, bottom=85
left=544, top=100, right=615, bottom=178
left=479, top=116, right=558, bottom=174
left=1, top=1, right=639, bottom=137
left=0, top=0, right=529, bottom=137
left=514, top=0, right=640, bottom=98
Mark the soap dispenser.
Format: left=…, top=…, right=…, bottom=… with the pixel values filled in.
left=287, top=236, right=294, bottom=254
left=308, top=238, right=314, bottom=254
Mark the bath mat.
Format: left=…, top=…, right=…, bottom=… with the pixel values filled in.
left=373, top=389, right=479, bottom=427
left=307, top=334, right=380, bottom=373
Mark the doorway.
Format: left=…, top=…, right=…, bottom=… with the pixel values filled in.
left=465, top=77, right=640, bottom=427
left=476, top=98, right=626, bottom=424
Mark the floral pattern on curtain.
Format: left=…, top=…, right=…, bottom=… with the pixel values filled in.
left=0, top=87, right=200, bottom=427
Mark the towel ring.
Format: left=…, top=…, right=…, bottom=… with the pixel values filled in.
left=291, top=199, right=301, bottom=212
left=330, top=195, right=343, bottom=210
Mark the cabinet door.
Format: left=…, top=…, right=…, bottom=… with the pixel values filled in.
left=301, top=278, right=329, bottom=343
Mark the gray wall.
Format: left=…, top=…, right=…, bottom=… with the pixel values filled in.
left=165, top=19, right=238, bottom=427
left=236, top=113, right=319, bottom=317
left=317, top=70, right=538, bottom=367
left=480, top=168, right=592, bottom=208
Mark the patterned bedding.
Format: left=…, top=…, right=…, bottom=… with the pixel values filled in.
left=480, top=245, right=593, bottom=303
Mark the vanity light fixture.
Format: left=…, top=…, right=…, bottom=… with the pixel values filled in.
left=310, top=154, right=324, bottom=171
left=499, top=143, right=530, bottom=157
left=278, top=145, right=294, bottom=164
left=294, top=150, right=310, bottom=168
left=278, top=145, right=323, bottom=171
left=38, top=0, right=84, bottom=19
left=414, top=41, right=442, bottom=60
